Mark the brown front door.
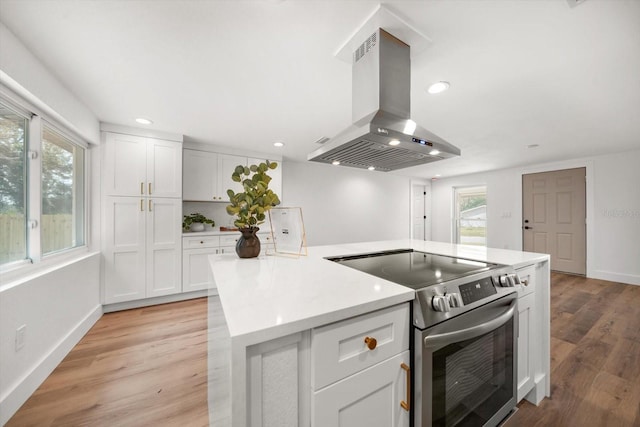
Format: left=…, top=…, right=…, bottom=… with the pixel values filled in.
left=522, top=167, right=586, bottom=274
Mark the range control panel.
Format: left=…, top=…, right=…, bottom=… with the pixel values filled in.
left=458, top=276, right=497, bottom=305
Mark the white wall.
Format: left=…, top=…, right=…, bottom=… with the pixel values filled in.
left=0, top=22, right=103, bottom=424
left=0, top=254, right=102, bottom=425
left=283, top=161, right=412, bottom=246
left=0, top=22, right=100, bottom=144
left=431, top=149, right=640, bottom=285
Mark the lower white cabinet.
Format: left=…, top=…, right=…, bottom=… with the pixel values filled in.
left=182, top=232, right=274, bottom=293
left=311, top=303, right=410, bottom=427
left=516, top=264, right=537, bottom=401
left=103, top=196, right=182, bottom=304
left=242, top=303, right=410, bottom=427
left=313, top=351, right=410, bottom=427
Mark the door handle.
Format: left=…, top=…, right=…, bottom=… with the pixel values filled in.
left=400, top=362, right=410, bottom=411
left=424, top=299, right=517, bottom=348
left=524, top=226, right=532, bottom=230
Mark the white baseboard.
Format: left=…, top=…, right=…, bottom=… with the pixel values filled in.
left=102, top=289, right=210, bottom=313
left=591, top=270, right=640, bottom=286
left=1, top=304, right=103, bottom=426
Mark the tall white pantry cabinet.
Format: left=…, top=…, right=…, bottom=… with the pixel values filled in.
left=102, top=131, right=183, bottom=304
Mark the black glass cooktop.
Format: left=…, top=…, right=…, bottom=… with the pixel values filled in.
left=327, top=249, right=498, bottom=290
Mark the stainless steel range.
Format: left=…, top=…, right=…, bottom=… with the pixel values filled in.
left=328, top=249, right=521, bottom=427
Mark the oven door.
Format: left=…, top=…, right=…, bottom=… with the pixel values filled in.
left=414, top=293, right=517, bottom=427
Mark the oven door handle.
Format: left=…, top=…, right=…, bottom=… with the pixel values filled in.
left=424, top=299, right=517, bottom=348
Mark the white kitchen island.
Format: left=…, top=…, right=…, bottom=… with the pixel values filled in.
left=207, top=240, right=550, bottom=427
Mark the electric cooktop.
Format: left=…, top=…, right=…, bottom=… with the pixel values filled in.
left=327, top=249, right=499, bottom=290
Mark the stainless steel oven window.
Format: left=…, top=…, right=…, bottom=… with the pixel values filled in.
left=432, top=318, right=514, bottom=426
left=415, top=293, right=517, bottom=427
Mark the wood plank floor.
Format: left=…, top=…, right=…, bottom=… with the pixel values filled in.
left=6, top=298, right=210, bottom=427
left=7, top=273, right=640, bottom=426
left=505, top=272, right=640, bottom=427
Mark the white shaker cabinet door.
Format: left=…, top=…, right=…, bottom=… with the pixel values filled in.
left=182, top=247, right=217, bottom=292
left=517, top=292, right=536, bottom=401
left=104, top=133, right=147, bottom=197
left=103, top=196, right=146, bottom=304
left=183, top=149, right=218, bottom=201
left=312, top=351, right=411, bottom=427
left=147, top=138, right=182, bottom=198
left=146, top=198, right=182, bottom=298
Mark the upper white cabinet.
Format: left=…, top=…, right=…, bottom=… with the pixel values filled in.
left=183, top=149, right=245, bottom=201
left=104, top=132, right=182, bottom=198
left=183, top=149, right=218, bottom=201
left=183, top=149, right=283, bottom=202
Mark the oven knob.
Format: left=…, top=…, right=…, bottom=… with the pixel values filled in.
left=432, top=295, right=451, bottom=312
left=447, top=293, right=463, bottom=308
left=499, top=274, right=517, bottom=287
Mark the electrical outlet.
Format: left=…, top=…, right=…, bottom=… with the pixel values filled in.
left=16, top=325, right=26, bottom=351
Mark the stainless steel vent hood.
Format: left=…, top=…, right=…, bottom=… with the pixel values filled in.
left=308, top=28, right=460, bottom=172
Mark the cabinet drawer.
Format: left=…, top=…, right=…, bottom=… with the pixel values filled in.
left=183, top=235, right=220, bottom=249
left=219, top=234, right=240, bottom=247
left=516, top=264, right=536, bottom=297
left=311, top=303, right=410, bottom=390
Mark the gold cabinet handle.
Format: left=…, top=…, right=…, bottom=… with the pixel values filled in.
left=149, top=200, right=152, bottom=211
left=364, top=336, right=377, bottom=350
left=149, top=182, right=152, bottom=195
left=141, top=182, right=144, bottom=195
left=140, top=199, right=144, bottom=211
left=401, top=362, right=410, bottom=411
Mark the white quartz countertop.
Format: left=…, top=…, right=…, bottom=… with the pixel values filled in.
left=209, top=239, right=549, bottom=346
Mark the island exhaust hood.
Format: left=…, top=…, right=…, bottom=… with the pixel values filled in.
left=308, top=28, right=460, bottom=172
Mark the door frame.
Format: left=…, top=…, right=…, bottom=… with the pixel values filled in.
left=410, top=180, right=431, bottom=241
left=518, top=159, right=594, bottom=278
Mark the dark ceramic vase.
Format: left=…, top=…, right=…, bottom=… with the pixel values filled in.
left=236, top=227, right=261, bottom=258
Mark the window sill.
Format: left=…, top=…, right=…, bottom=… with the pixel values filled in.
left=0, top=247, right=99, bottom=292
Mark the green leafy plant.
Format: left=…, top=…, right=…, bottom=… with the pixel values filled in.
left=226, top=161, right=281, bottom=229
left=182, top=213, right=215, bottom=231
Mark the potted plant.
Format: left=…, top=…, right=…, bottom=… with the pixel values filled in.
left=226, top=161, right=280, bottom=258
left=183, top=213, right=215, bottom=232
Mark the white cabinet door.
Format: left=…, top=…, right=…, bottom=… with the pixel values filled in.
left=219, top=154, right=246, bottom=199
left=248, top=157, right=282, bottom=202
left=147, top=138, right=182, bottom=198
left=146, top=198, right=182, bottom=298
left=104, top=133, right=147, bottom=197
left=183, top=149, right=218, bottom=201
left=104, top=132, right=182, bottom=198
left=517, top=292, right=536, bottom=401
left=313, top=351, right=411, bottom=427
left=103, top=196, right=146, bottom=303
left=183, top=247, right=217, bottom=292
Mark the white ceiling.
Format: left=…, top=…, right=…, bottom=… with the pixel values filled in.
left=1, top=0, right=639, bottom=179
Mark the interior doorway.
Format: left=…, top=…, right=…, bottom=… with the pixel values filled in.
left=522, top=167, right=586, bottom=274
left=411, top=183, right=428, bottom=240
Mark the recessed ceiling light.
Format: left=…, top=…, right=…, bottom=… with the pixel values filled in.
left=388, top=139, right=400, bottom=146
left=332, top=160, right=340, bottom=166
left=427, top=81, right=450, bottom=94
left=273, top=142, right=284, bottom=147
left=368, top=166, right=375, bottom=171
left=429, top=149, right=440, bottom=156
left=135, top=118, right=153, bottom=125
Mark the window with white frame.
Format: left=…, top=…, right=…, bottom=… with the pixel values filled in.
left=0, top=97, right=87, bottom=268
left=453, top=186, right=487, bottom=246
